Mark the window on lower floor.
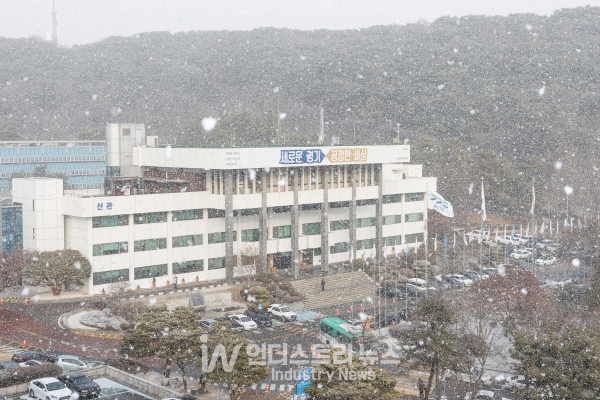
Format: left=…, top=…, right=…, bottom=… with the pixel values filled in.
left=172, top=235, right=203, bottom=248
left=302, top=222, right=320, bottom=235
left=356, top=239, right=374, bottom=249
left=93, top=242, right=128, bottom=256
left=356, top=199, right=376, bottom=206
left=270, top=206, right=291, bottom=214
left=383, top=215, right=402, bottom=225
left=385, top=235, right=402, bottom=246
left=300, top=203, right=321, bottom=211
left=236, top=208, right=260, bottom=216
left=405, top=193, right=424, bottom=202
left=405, top=233, right=424, bottom=244
left=92, top=215, right=128, bottom=228
left=330, top=220, right=349, bottom=231
left=356, top=217, right=376, bottom=228
left=382, top=194, right=402, bottom=204
left=134, top=264, right=168, bottom=280
left=330, top=242, right=349, bottom=254
left=207, top=231, right=236, bottom=243
left=93, top=269, right=129, bottom=285
left=208, top=257, right=226, bottom=270
left=134, top=212, right=167, bottom=224
left=134, top=238, right=167, bottom=252
left=172, top=260, right=204, bottom=274
left=405, top=213, right=424, bottom=223
left=172, top=209, right=203, bottom=221
left=241, top=229, right=260, bottom=242
left=207, top=209, right=225, bottom=218
left=274, top=225, right=292, bottom=238
left=329, top=201, right=349, bottom=208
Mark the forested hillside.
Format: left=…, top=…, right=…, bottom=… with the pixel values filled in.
left=1, top=6, right=599, bottom=220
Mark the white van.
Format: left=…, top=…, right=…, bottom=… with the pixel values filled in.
left=407, top=278, right=437, bottom=291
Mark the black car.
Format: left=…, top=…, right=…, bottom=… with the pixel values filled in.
left=444, top=276, right=465, bottom=288
left=11, top=351, right=57, bottom=363
left=378, top=287, right=406, bottom=299
left=58, top=374, right=101, bottom=398
left=0, top=361, right=20, bottom=370
left=244, top=309, right=273, bottom=327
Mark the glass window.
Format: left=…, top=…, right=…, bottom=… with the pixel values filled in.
left=330, top=242, right=349, bottom=254
left=302, top=222, right=320, bottom=235
left=172, top=209, right=203, bottom=221
left=134, top=238, right=167, bottom=252
left=356, top=199, right=376, bottom=206
left=357, top=239, right=374, bottom=249
left=93, top=269, right=129, bottom=285
left=134, top=212, right=167, bottom=224
left=300, top=203, right=321, bottom=211
left=383, top=215, right=402, bottom=225
left=385, top=235, right=402, bottom=246
left=270, top=206, right=291, bottom=214
left=330, top=220, right=349, bottom=231
left=172, top=260, right=204, bottom=274
left=313, top=248, right=322, bottom=256
left=329, top=201, right=349, bottom=208
left=208, top=257, right=226, bottom=270
left=382, top=194, right=402, bottom=204
left=356, top=217, right=376, bottom=228
left=241, top=229, right=260, bottom=242
left=92, top=215, right=128, bottom=228
left=93, top=242, right=128, bottom=256
left=134, top=264, right=168, bottom=280
left=239, top=208, right=260, bottom=216
left=208, top=232, right=226, bottom=244
left=172, top=234, right=203, bottom=248
left=405, top=213, right=424, bottom=223
left=405, top=193, right=425, bottom=202
left=405, top=233, right=424, bottom=244
left=207, top=209, right=225, bottom=218
left=274, top=225, right=292, bottom=238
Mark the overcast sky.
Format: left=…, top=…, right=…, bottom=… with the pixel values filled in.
left=1, top=0, right=599, bottom=46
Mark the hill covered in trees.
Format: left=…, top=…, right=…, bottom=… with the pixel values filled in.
left=1, top=6, right=599, bottom=220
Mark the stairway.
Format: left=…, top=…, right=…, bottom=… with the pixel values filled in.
left=291, top=271, right=376, bottom=309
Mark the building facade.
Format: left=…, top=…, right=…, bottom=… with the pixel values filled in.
left=0, top=141, right=106, bottom=195
left=13, top=124, right=436, bottom=295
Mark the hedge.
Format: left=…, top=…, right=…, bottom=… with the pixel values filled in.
left=0, top=363, right=63, bottom=388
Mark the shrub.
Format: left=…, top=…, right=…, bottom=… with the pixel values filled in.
left=107, top=358, right=149, bottom=374
left=0, top=363, right=63, bottom=388
left=247, top=273, right=305, bottom=303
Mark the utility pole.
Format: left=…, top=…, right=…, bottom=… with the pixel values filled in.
left=52, top=0, right=58, bottom=45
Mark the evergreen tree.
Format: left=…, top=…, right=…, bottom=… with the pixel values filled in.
left=24, top=250, right=91, bottom=295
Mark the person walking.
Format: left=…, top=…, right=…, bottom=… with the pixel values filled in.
left=173, top=275, right=178, bottom=290
left=321, top=278, right=326, bottom=292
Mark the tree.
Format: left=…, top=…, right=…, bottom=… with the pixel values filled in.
left=303, top=351, right=398, bottom=400
left=160, top=328, right=204, bottom=390
left=0, top=249, right=30, bottom=287
left=510, top=324, right=600, bottom=399
left=24, top=250, right=91, bottom=295
left=471, top=264, right=552, bottom=332
left=202, top=321, right=269, bottom=393
left=392, top=296, right=472, bottom=400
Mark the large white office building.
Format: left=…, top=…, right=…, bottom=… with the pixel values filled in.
left=13, top=123, right=436, bottom=295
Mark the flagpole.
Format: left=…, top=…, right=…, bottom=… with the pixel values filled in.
left=480, top=177, right=484, bottom=281
left=531, top=179, right=536, bottom=277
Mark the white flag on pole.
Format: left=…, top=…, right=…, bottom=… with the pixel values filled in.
left=531, top=180, right=535, bottom=214
left=434, top=236, right=437, bottom=251
left=350, top=246, right=354, bottom=263
left=453, top=232, right=456, bottom=248
left=414, top=237, right=418, bottom=254
left=540, top=222, right=545, bottom=234
left=481, top=180, right=487, bottom=221
left=526, top=223, right=529, bottom=236
left=426, top=188, right=454, bottom=218
left=550, top=221, right=553, bottom=234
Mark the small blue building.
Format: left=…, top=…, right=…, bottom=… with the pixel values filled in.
left=2, top=204, right=22, bottom=253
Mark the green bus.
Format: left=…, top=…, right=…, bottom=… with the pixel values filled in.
left=318, top=317, right=372, bottom=353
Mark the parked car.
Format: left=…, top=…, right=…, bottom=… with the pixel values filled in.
left=407, top=278, right=437, bottom=291
left=467, top=230, right=486, bottom=240
left=0, top=394, right=5, bottom=400
left=496, top=235, right=519, bottom=245
left=464, top=389, right=512, bottom=400
left=217, top=317, right=244, bottom=332
left=228, top=314, right=258, bottom=331
left=267, top=304, right=297, bottom=321
left=12, top=351, right=57, bottom=363
left=56, top=355, right=99, bottom=371
left=198, top=318, right=218, bottom=329
left=444, top=276, right=465, bottom=288
left=463, top=271, right=484, bottom=281
left=519, top=235, right=534, bottom=246
left=450, top=274, right=473, bottom=286
left=0, top=361, right=20, bottom=370
left=19, top=360, right=45, bottom=367
left=481, top=267, right=497, bottom=277
left=377, top=286, right=406, bottom=299
left=510, top=249, right=531, bottom=260
left=28, top=377, right=72, bottom=400
left=535, top=254, right=556, bottom=266
left=502, top=375, right=534, bottom=390
left=58, top=373, right=101, bottom=398
left=244, top=309, right=273, bottom=327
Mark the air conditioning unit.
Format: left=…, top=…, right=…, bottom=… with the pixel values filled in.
left=146, top=136, right=158, bottom=148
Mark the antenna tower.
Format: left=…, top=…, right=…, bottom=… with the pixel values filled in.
left=52, top=0, right=58, bottom=44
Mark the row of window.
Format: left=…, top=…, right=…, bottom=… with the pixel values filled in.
left=66, top=182, right=104, bottom=190
left=93, top=233, right=229, bottom=256
left=92, top=258, right=212, bottom=285
left=0, top=169, right=105, bottom=178
left=0, top=155, right=105, bottom=163
left=93, top=209, right=204, bottom=228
